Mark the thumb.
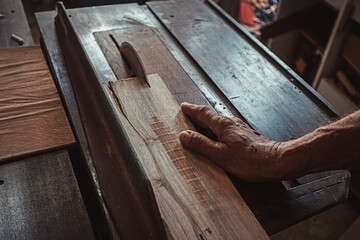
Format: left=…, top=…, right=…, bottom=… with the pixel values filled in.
left=179, top=130, right=222, bottom=159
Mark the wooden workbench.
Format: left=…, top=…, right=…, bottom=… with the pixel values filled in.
left=0, top=0, right=95, bottom=239
left=34, top=0, right=350, bottom=238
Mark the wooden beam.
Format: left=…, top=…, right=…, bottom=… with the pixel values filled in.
left=107, top=73, right=269, bottom=239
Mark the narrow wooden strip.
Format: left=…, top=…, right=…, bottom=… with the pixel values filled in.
left=108, top=74, right=268, bottom=239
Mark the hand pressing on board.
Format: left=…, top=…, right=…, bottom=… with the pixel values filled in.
left=179, top=102, right=360, bottom=182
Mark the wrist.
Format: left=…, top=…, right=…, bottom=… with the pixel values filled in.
left=261, top=140, right=286, bottom=180
left=275, top=139, right=312, bottom=180
left=274, top=141, right=291, bottom=180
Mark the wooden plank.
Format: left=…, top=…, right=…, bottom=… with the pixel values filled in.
left=233, top=170, right=350, bottom=233
left=94, top=26, right=211, bottom=106
left=0, top=0, right=34, bottom=47
left=38, top=2, right=350, bottom=236
left=0, top=45, right=75, bottom=162
left=107, top=73, right=268, bottom=239
left=148, top=0, right=336, bottom=141
left=35, top=11, right=121, bottom=239
left=55, top=4, right=167, bottom=239
left=0, top=149, right=95, bottom=239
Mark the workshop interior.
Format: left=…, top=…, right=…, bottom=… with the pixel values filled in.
left=1, top=0, right=360, bottom=239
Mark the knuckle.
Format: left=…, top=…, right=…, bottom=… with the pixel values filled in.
left=187, top=132, right=203, bottom=148
left=186, top=131, right=198, bottom=144
left=231, top=117, right=245, bottom=125
left=219, top=116, right=234, bottom=128
left=198, top=105, right=211, bottom=115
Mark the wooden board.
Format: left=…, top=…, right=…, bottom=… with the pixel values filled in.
left=0, top=149, right=95, bottom=239
left=94, top=26, right=211, bottom=106
left=107, top=74, right=268, bottom=239
left=55, top=5, right=167, bottom=238
left=0, top=45, right=75, bottom=162
left=148, top=0, right=337, bottom=141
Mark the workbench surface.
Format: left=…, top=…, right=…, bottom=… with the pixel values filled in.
left=33, top=0, right=350, bottom=238
left=0, top=0, right=33, bottom=47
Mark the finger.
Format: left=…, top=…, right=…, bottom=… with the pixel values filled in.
left=179, top=130, right=224, bottom=161
left=181, top=102, right=210, bottom=129
left=180, top=102, right=226, bottom=136
left=231, top=117, right=247, bottom=126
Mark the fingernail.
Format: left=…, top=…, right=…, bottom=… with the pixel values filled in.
left=180, top=131, right=189, bottom=137
left=179, top=131, right=190, bottom=142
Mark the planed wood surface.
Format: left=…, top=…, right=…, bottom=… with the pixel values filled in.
left=108, top=73, right=268, bottom=239
left=94, top=26, right=211, bottom=106
left=148, top=0, right=337, bottom=141
left=0, top=45, right=75, bottom=162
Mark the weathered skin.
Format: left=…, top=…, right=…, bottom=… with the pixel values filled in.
left=179, top=102, right=360, bottom=181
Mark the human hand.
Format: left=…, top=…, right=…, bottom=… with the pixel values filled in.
left=179, top=102, right=283, bottom=181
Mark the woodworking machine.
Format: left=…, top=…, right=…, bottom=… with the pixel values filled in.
left=35, top=0, right=350, bottom=239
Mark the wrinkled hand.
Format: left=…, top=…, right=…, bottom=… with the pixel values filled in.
left=179, top=103, right=283, bottom=181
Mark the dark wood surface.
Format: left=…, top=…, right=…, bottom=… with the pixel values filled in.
left=0, top=46, right=75, bottom=162
left=94, top=27, right=210, bottom=105
left=233, top=170, right=350, bottom=232
left=101, top=24, right=268, bottom=237
left=0, top=0, right=33, bottom=47
left=148, top=0, right=337, bottom=142
left=36, top=11, right=120, bottom=240
left=55, top=3, right=167, bottom=239
left=0, top=149, right=95, bottom=239
left=109, top=73, right=268, bottom=239
left=36, top=4, right=236, bottom=239
left=36, top=1, right=350, bottom=237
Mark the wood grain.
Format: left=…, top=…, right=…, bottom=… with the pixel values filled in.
left=108, top=74, right=269, bottom=239
left=0, top=45, right=75, bottom=162
left=148, top=0, right=335, bottom=141
left=94, top=26, right=211, bottom=107
left=55, top=5, right=167, bottom=238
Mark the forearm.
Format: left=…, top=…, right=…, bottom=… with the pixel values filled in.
left=278, top=110, right=360, bottom=179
